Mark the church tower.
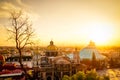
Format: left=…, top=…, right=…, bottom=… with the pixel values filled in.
left=73, top=48, right=80, bottom=63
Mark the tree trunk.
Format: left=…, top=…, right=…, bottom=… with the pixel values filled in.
left=18, top=49, right=32, bottom=79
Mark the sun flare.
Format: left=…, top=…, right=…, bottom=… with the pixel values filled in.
left=88, top=22, right=114, bottom=45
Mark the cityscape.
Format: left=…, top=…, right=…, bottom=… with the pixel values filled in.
left=0, top=0, right=120, bottom=80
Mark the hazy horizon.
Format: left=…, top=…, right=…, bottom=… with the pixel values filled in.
left=0, top=0, right=120, bottom=47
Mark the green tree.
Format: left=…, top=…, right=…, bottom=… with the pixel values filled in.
left=85, top=69, right=98, bottom=80
left=71, top=74, right=77, bottom=80
left=62, top=69, right=110, bottom=80
left=62, top=75, right=70, bottom=80
left=76, top=71, right=86, bottom=80
left=103, top=75, right=110, bottom=80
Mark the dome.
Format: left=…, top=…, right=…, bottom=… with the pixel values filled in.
left=54, top=56, right=71, bottom=64
left=46, top=40, right=58, bottom=51
left=79, top=41, right=106, bottom=60
left=45, top=40, right=58, bottom=57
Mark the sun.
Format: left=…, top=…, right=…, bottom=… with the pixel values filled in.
left=88, top=22, right=114, bottom=45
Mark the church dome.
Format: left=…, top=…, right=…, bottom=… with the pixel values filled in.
left=79, top=41, right=106, bottom=61
left=46, top=40, right=58, bottom=51
left=45, top=40, right=58, bottom=57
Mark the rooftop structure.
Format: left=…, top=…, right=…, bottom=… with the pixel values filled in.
left=45, top=40, right=58, bottom=57
left=34, top=40, right=82, bottom=80
left=80, top=41, right=106, bottom=61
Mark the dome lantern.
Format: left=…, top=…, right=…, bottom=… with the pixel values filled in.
left=50, top=40, right=54, bottom=45
left=89, top=40, right=95, bottom=47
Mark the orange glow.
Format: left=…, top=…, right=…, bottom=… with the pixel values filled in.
left=0, top=0, right=120, bottom=47
left=87, top=21, right=114, bottom=46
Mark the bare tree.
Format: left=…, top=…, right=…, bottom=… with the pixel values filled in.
left=7, top=10, right=34, bottom=79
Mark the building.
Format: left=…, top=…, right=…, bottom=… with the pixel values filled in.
left=108, top=48, right=120, bottom=68
left=66, top=48, right=80, bottom=63
left=0, top=54, right=24, bottom=80
left=6, top=56, right=33, bottom=68
left=79, top=41, right=107, bottom=69
left=34, top=40, right=82, bottom=80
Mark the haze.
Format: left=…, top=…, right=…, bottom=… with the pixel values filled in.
left=0, top=0, right=120, bottom=47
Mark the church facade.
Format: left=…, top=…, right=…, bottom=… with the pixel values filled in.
left=33, top=41, right=82, bottom=80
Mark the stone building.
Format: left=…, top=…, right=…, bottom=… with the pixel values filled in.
left=34, top=40, right=82, bottom=80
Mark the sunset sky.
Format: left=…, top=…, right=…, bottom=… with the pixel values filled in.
left=0, top=0, right=120, bottom=47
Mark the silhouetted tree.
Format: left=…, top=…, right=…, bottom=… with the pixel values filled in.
left=7, top=10, right=34, bottom=79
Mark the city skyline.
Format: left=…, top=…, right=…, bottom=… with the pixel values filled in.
left=0, top=0, right=120, bottom=47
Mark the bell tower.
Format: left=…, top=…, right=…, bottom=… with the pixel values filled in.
left=73, top=48, right=80, bottom=63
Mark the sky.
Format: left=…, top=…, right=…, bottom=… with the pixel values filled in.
left=0, top=0, right=120, bottom=47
